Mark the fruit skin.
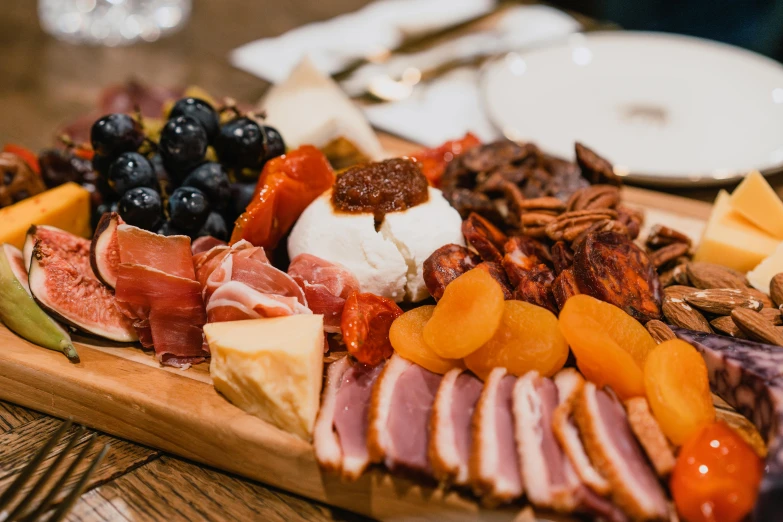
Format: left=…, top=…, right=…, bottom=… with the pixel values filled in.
left=671, top=421, right=762, bottom=522
left=262, top=125, right=286, bottom=161
left=159, top=115, right=208, bottom=178
left=168, top=186, right=210, bottom=233
left=464, top=300, right=568, bottom=380
left=389, top=305, right=463, bottom=374
left=90, top=113, right=144, bottom=157
left=181, top=162, right=230, bottom=210
left=0, top=244, right=78, bottom=362
left=118, top=187, right=163, bottom=231
left=197, top=212, right=228, bottom=241
left=108, top=152, right=158, bottom=194
left=215, top=117, right=265, bottom=169
left=169, top=97, right=219, bottom=142
left=559, top=294, right=647, bottom=400
left=422, top=268, right=505, bottom=359
left=644, top=339, right=716, bottom=446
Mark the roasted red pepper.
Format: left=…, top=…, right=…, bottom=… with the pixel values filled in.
left=3, top=144, right=40, bottom=174
left=230, top=145, right=335, bottom=249
left=410, top=132, right=480, bottom=187
left=341, top=292, right=403, bottom=366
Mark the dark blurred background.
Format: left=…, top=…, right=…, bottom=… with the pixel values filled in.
left=554, top=0, right=783, bottom=61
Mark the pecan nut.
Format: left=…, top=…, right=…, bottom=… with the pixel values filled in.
left=648, top=242, right=690, bottom=269
left=566, top=185, right=621, bottom=212
left=545, top=209, right=618, bottom=242
left=645, top=224, right=692, bottom=249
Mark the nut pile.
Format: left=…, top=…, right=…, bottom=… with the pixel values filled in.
left=649, top=261, right=783, bottom=346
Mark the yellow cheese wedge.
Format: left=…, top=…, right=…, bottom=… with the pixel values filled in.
left=729, top=171, right=783, bottom=239
left=747, top=241, right=783, bottom=292
left=0, top=182, right=91, bottom=249
left=693, top=190, right=780, bottom=273
left=204, top=315, right=324, bottom=440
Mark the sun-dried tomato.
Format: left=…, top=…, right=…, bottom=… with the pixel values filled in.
left=230, top=145, right=335, bottom=249
left=410, top=133, right=480, bottom=186
left=341, top=291, right=403, bottom=366
left=3, top=144, right=40, bottom=174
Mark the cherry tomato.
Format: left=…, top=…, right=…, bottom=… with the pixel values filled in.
left=410, top=133, right=480, bottom=186
left=3, top=144, right=40, bottom=174
left=671, top=421, right=763, bottom=522
left=341, top=292, right=403, bottom=366
left=230, top=145, right=335, bottom=249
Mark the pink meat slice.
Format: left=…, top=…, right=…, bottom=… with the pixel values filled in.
left=314, top=357, right=352, bottom=473
left=288, top=254, right=360, bottom=333
left=191, top=235, right=226, bottom=255
left=117, top=224, right=195, bottom=279
left=333, top=360, right=386, bottom=480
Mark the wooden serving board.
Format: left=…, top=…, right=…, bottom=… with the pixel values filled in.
left=0, top=135, right=739, bottom=520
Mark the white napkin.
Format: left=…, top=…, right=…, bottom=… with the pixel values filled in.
left=231, top=0, right=495, bottom=84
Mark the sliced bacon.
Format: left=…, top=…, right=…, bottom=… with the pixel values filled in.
left=470, top=367, right=522, bottom=505
left=117, top=224, right=194, bottom=279
left=191, top=235, right=226, bottom=255
left=430, top=368, right=483, bottom=485
left=288, top=254, right=360, bottom=334
left=552, top=369, right=611, bottom=496
left=574, top=382, right=668, bottom=520
left=513, top=371, right=581, bottom=511
left=368, top=354, right=441, bottom=476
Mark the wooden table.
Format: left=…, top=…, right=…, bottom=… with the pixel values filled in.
left=0, top=1, right=774, bottom=520
left=0, top=1, right=373, bottom=520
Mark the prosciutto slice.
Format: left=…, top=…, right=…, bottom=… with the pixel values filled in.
left=196, top=240, right=309, bottom=322
left=574, top=382, right=668, bottom=520
left=288, top=254, right=360, bottom=333
left=368, top=354, right=442, bottom=476
left=430, top=368, right=483, bottom=485
left=470, top=367, right=522, bottom=505
left=114, top=226, right=208, bottom=368
left=191, top=235, right=226, bottom=255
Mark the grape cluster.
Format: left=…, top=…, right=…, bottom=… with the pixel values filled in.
left=88, top=97, right=286, bottom=241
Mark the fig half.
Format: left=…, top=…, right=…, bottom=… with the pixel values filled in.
left=0, top=243, right=78, bottom=361
left=90, top=212, right=123, bottom=288
left=26, top=225, right=137, bottom=342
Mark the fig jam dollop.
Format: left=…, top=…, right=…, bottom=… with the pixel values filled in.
left=331, top=158, right=429, bottom=223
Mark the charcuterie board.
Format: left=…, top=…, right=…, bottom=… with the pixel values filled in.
left=0, top=135, right=754, bottom=521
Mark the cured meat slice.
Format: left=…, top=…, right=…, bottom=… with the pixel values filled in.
left=368, top=354, right=442, bottom=476
left=116, top=224, right=195, bottom=279
left=624, top=397, right=675, bottom=477
left=574, top=382, right=668, bottom=520
left=193, top=245, right=229, bottom=290
left=191, top=235, right=226, bottom=255
left=469, top=367, right=522, bottom=505
left=334, top=360, right=385, bottom=480
left=552, top=369, right=610, bottom=496
left=672, top=328, right=783, bottom=519
left=314, top=356, right=351, bottom=473
left=430, top=368, right=483, bottom=485
left=288, top=254, right=360, bottom=333
left=115, top=264, right=204, bottom=310
left=513, top=371, right=581, bottom=512
left=205, top=281, right=309, bottom=322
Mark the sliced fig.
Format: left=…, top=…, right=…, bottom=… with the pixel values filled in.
left=27, top=226, right=137, bottom=342
left=0, top=243, right=78, bottom=361
left=90, top=212, right=124, bottom=288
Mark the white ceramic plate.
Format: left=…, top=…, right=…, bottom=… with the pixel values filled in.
left=481, top=32, right=783, bottom=186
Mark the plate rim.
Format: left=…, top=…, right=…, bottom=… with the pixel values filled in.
left=479, top=30, right=783, bottom=187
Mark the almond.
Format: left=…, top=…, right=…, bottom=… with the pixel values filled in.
left=747, top=287, right=774, bottom=309
left=645, top=320, right=676, bottom=344
left=685, top=288, right=764, bottom=316
left=770, top=273, right=783, bottom=308
left=664, top=285, right=696, bottom=300
left=731, top=308, right=783, bottom=346
left=672, top=264, right=690, bottom=285
left=710, top=316, right=747, bottom=339
left=760, top=307, right=783, bottom=325
left=686, top=262, right=747, bottom=290
left=662, top=295, right=712, bottom=333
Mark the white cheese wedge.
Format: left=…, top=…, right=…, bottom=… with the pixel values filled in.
left=729, top=171, right=783, bottom=239
left=693, top=190, right=780, bottom=273
left=204, top=315, right=324, bottom=440
left=747, top=242, right=783, bottom=293
left=259, top=56, right=385, bottom=161
left=287, top=187, right=464, bottom=302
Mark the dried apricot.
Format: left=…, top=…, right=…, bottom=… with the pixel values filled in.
left=671, top=421, right=762, bottom=522
left=389, top=306, right=463, bottom=374
left=464, top=300, right=568, bottom=380
left=559, top=294, right=655, bottom=399
left=423, top=268, right=505, bottom=358
left=644, top=339, right=716, bottom=446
